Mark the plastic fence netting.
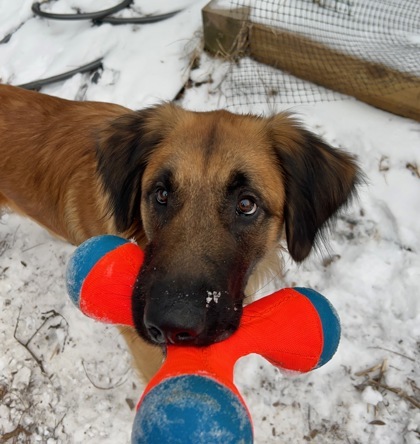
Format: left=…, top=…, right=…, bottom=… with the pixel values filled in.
left=215, top=0, right=420, bottom=113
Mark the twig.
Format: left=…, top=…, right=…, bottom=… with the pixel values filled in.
left=81, top=360, right=130, bottom=390
left=355, top=360, right=420, bottom=409
left=406, top=162, right=420, bottom=179
left=408, top=379, right=420, bottom=393
left=13, top=309, right=69, bottom=375
left=367, top=346, right=415, bottom=362
left=13, top=307, right=47, bottom=375
left=0, top=240, right=8, bottom=257
left=22, top=242, right=45, bottom=252
left=367, top=379, right=420, bottom=409
left=42, top=310, right=69, bottom=354
left=12, top=224, right=20, bottom=246
left=52, top=412, right=67, bottom=436
left=354, top=360, right=385, bottom=377
left=0, top=425, right=30, bottom=443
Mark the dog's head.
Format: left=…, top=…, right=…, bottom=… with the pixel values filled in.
left=97, top=104, right=361, bottom=346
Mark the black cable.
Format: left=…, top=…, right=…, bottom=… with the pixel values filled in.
left=15, top=2, right=185, bottom=89
left=31, top=0, right=182, bottom=25
left=17, top=58, right=103, bottom=90
left=98, top=9, right=181, bottom=25
left=31, top=0, right=133, bottom=21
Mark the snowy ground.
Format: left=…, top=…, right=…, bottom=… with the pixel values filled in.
left=0, top=1, right=419, bottom=443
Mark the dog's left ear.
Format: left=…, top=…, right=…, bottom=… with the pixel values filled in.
left=268, top=114, right=362, bottom=262
left=96, top=104, right=180, bottom=235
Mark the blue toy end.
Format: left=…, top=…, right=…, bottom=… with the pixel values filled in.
left=294, top=288, right=341, bottom=368
left=66, top=235, right=129, bottom=307
left=132, top=375, right=253, bottom=444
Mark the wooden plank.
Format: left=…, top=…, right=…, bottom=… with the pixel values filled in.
left=202, top=0, right=420, bottom=122
left=202, top=2, right=250, bottom=59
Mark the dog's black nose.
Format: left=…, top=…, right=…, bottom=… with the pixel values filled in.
left=138, top=277, right=242, bottom=347
left=146, top=322, right=201, bottom=345
left=144, top=303, right=206, bottom=345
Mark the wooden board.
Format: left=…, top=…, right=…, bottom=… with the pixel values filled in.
left=202, top=3, right=250, bottom=59
left=202, top=0, right=420, bottom=122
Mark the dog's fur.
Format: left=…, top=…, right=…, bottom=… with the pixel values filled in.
left=0, top=85, right=361, bottom=380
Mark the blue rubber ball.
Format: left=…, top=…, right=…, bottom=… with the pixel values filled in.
left=66, top=235, right=128, bottom=306
left=132, top=375, right=253, bottom=444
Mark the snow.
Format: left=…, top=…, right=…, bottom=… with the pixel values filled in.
left=206, top=291, right=222, bottom=305
left=1, top=0, right=419, bottom=443
left=362, top=386, right=384, bottom=407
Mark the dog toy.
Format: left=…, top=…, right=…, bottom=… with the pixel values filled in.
left=66, top=235, right=340, bottom=444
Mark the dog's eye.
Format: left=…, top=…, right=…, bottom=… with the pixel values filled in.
left=156, top=188, right=168, bottom=205
left=237, top=197, right=257, bottom=216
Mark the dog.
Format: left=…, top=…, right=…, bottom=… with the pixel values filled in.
left=0, top=84, right=361, bottom=381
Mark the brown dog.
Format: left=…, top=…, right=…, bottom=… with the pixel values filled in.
left=0, top=84, right=361, bottom=381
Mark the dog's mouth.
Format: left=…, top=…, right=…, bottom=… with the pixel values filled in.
left=156, top=322, right=240, bottom=347
left=182, top=312, right=243, bottom=347
left=207, top=324, right=239, bottom=344
left=132, top=287, right=244, bottom=347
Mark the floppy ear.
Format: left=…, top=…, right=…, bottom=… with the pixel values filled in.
left=268, top=114, right=362, bottom=262
left=96, top=106, right=168, bottom=234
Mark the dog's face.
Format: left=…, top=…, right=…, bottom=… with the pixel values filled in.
left=97, top=104, right=360, bottom=346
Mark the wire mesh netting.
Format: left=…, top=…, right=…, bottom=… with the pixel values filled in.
left=221, top=57, right=348, bottom=114
left=215, top=0, right=420, bottom=115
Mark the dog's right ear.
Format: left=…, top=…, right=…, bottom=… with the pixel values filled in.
left=96, top=104, right=179, bottom=235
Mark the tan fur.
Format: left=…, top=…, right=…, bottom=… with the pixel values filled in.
left=0, top=86, right=125, bottom=243
left=0, top=85, right=360, bottom=381
left=0, top=85, right=163, bottom=379
left=140, top=109, right=286, bottom=264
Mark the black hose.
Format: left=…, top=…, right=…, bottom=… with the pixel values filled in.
left=15, top=2, right=184, bottom=89
left=31, top=0, right=133, bottom=21
left=18, top=58, right=103, bottom=90
left=31, top=0, right=182, bottom=25
left=98, top=9, right=181, bottom=25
